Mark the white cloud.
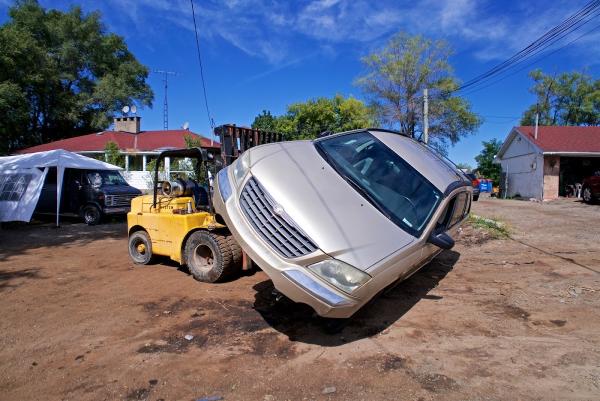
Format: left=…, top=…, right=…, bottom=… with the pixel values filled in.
left=28, top=0, right=600, bottom=65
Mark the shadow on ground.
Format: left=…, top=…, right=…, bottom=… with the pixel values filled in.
left=0, top=268, right=45, bottom=292
left=252, top=249, right=460, bottom=346
left=0, top=215, right=126, bottom=262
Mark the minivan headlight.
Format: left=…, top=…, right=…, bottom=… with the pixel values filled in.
left=308, top=259, right=371, bottom=294
left=217, top=167, right=232, bottom=201
left=232, top=152, right=250, bottom=185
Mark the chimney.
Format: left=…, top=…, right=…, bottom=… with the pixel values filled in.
left=114, top=116, right=141, bottom=134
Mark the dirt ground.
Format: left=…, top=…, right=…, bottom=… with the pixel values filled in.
left=1, top=197, right=599, bottom=401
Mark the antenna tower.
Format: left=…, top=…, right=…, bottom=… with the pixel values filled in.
left=153, top=70, right=178, bottom=130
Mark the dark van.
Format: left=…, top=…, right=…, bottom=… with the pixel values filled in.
left=35, top=167, right=142, bottom=225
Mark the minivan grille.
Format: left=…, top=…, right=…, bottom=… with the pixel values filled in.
left=240, top=177, right=317, bottom=259
left=105, top=194, right=136, bottom=207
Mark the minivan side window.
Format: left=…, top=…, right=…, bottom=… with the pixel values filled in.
left=436, top=192, right=471, bottom=232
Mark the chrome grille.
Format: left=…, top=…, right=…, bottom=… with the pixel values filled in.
left=105, top=194, right=136, bottom=207
left=240, top=177, right=317, bottom=258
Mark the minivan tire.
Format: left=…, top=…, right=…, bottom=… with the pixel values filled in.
left=82, top=205, right=102, bottom=225
left=184, top=231, right=234, bottom=283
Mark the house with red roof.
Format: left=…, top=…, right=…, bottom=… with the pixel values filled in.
left=17, top=116, right=220, bottom=190
left=496, top=126, right=600, bottom=200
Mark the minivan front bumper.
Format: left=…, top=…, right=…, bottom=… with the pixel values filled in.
left=213, top=170, right=362, bottom=318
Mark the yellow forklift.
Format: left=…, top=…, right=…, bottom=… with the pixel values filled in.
left=127, top=147, right=242, bottom=282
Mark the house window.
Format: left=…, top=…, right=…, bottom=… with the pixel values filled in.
left=128, top=155, right=144, bottom=171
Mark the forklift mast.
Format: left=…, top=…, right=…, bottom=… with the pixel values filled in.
left=214, top=124, right=285, bottom=167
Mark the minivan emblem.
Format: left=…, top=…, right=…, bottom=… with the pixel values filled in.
left=273, top=205, right=284, bottom=215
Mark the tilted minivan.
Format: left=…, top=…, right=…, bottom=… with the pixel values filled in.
left=214, top=129, right=472, bottom=318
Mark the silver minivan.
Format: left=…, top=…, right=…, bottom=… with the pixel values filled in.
left=214, top=129, right=471, bottom=318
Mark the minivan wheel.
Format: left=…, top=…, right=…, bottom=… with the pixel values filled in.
left=129, top=231, right=154, bottom=265
left=184, top=231, right=233, bottom=283
left=582, top=187, right=594, bottom=204
left=82, top=205, right=102, bottom=225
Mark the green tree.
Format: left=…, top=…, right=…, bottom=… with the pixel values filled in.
left=104, top=140, right=124, bottom=167
left=251, top=110, right=278, bottom=131
left=183, top=133, right=212, bottom=184
left=355, top=32, right=481, bottom=150
left=455, top=162, right=473, bottom=171
left=0, top=0, right=153, bottom=155
left=475, top=139, right=502, bottom=185
left=251, top=95, right=372, bottom=140
left=520, top=69, right=600, bottom=126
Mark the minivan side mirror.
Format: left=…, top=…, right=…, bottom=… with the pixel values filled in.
left=428, top=231, right=455, bottom=250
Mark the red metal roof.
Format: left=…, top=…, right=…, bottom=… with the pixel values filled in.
left=516, top=126, right=600, bottom=153
left=16, top=130, right=220, bottom=154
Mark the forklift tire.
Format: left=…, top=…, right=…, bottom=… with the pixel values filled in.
left=129, top=231, right=154, bottom=265
left=227, top=235, right=243, bottom=270
left=82, top=204, right=102, bottom=225
left=184, top=231, right=233, bottom=283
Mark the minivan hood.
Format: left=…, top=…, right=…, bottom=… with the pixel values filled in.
left=100, top=185, right=141, bottom=195
left=247, top=141, right=415, bottom=270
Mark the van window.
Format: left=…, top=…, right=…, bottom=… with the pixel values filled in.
left=436, top=191, right=470, bottom=232
left=86, top=171, right=127, bottom=187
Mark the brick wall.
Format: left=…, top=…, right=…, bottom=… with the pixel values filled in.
left=543, top=155, right=560, bottom=199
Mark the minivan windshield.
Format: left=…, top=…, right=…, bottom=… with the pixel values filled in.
left=315, top=132, right=443, bottom=237
left=87, top=170, right=128, bottom=187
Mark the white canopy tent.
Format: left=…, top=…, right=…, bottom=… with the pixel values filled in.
left=0, top=149, right=122, bottom=226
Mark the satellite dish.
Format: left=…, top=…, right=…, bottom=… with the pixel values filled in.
left=122, top=105, right=130, bottom=114
left=182, top=121, right=190, bottom=130
left=130, top=105, right=137, bottom=114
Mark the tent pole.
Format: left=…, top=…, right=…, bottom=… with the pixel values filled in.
left=56, top=166, right=64, bottom=227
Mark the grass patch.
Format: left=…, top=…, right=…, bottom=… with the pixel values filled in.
left=468, top=214, right=510, bottom=238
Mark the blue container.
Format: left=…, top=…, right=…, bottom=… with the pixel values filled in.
left=479, top=180, right=491, bottom=192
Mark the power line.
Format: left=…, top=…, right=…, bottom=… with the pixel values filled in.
left=457, top=0, right=600, bottom=91
left=455, top=0, right=600, bottom=93
left=461, top=21, right=600, bottom=96
left=189, top=0, right=215, bottom=136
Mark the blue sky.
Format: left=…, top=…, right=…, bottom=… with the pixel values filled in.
left=1, top=0, right=599, bottom=166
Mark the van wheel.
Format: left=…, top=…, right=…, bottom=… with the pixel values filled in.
left=129, top=231, right=154, bottom=265
left=82, top=205, right=102, bottom=225
left=184, top=231, right=233, bottom=282
left=227, top=235, right=243, bottom=270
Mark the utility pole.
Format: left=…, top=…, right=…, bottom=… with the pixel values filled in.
left=153, top=70, right=178, bottom=130
left=423, top=88, right=429, bottom=144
